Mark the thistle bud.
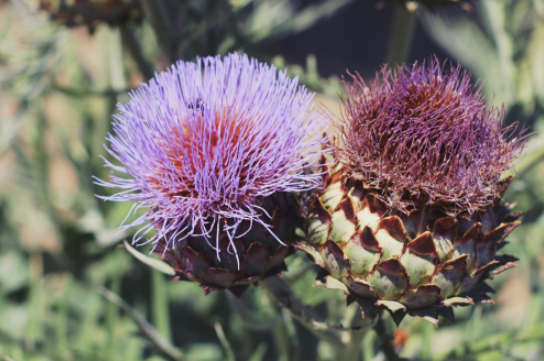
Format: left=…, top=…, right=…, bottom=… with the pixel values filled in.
left=298, top=58, right=526, bottom=325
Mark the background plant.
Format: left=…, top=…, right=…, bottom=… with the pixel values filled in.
left=0, top=0, right=543, bottom=360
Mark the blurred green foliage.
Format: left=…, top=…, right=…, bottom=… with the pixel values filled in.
left=0, top=0, right=544, bottom=360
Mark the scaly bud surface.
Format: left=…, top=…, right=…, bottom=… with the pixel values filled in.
left=298, top=59, right=526, bottom=325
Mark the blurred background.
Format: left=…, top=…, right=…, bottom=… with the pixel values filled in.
left=1, top=0, right=544, bottom=360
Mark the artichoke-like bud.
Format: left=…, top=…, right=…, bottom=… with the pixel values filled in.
left=97, top=53, right=324, bottom=296
left=153, top=193, right=296, bottom=296
left=298, top=59, right=526, bottom=325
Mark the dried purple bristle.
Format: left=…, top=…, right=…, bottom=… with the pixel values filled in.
left=339, top=58, right=526, bottom=214
left=97, top=53, right=325, bottom=253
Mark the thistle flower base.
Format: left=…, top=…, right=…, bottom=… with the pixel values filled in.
left=153, top=193, right=297, bottom=297
left=299, top=164, right=521, bottom=326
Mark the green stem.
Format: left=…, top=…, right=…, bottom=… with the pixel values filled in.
left=387, top=1, right=417, bottom=65
left=119, top=24, right=155, bottom=81
left=260, top=276, right=376, bottom=351
left=214, top=322, right=236, bottom=361
left=152, top=269, right=172, bottom=342
left=334, top=306, right=367, bottom=361
left=260, top=276, right=344, bottom=347
left=52, top=83, right=133, bottom=97
left=25, top=253, right=43, bottom=346
left=106, top=276, right=121, bottom=360
left=55, top=278, right=70, bottom=358
left=100, top=287, right=189, bottom=361
left=140, top=0, right=176, bottom=63
left=271, top=321, right=291, bottom=361
left=226, top=292, right=278, bottom=331
left=362, top=330, right=377, bottom=361
left=374, top=313, right=402, bottom=361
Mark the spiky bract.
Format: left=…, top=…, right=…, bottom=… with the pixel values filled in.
left=299, top=162, right=521, bottom=325
left=98, top=53, right=324, bottom=292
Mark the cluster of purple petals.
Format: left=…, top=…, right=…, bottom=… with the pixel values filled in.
left=97, top=53, right=325, bottom=250
left=340, top=58, right=526, bottom=214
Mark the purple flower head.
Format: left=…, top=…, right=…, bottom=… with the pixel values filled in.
left=97, top=53, right=324, bottom=256
left=339, top=57, right=527, bottom=215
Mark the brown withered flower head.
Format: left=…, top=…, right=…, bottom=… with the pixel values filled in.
left=339, top=58, right=525, bottom=216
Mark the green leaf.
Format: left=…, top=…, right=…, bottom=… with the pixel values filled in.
left=214, top=322, right=236, bottom=361
left=100, top=287, right=187, bottom=361
left=185, top=343, right=222, bottom=361
left=124, top=241, right=175, bottom=276
left=152, top=268, right=172, bottom=342
left=248, top=343, right=268, bottom=361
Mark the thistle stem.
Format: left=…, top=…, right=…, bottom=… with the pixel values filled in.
left=334, top=306, right=367, bottom=361
left=374, top=313, right=402, bottom=361
left=100, top=287, right=189, bottom=361
left=139, top=0, right=176, bottom=63
left=260, top=276, right=344, bottom=347
left=119, top=24, right=155, bottom=81
left=387, top=1, right=417, bottom=65
left=226, top=292, right=278, bottom=331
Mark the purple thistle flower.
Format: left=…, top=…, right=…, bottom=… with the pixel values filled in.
left=339, top=57, right=527, bottom=215
left=97, top=53, right=324, bottom=263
